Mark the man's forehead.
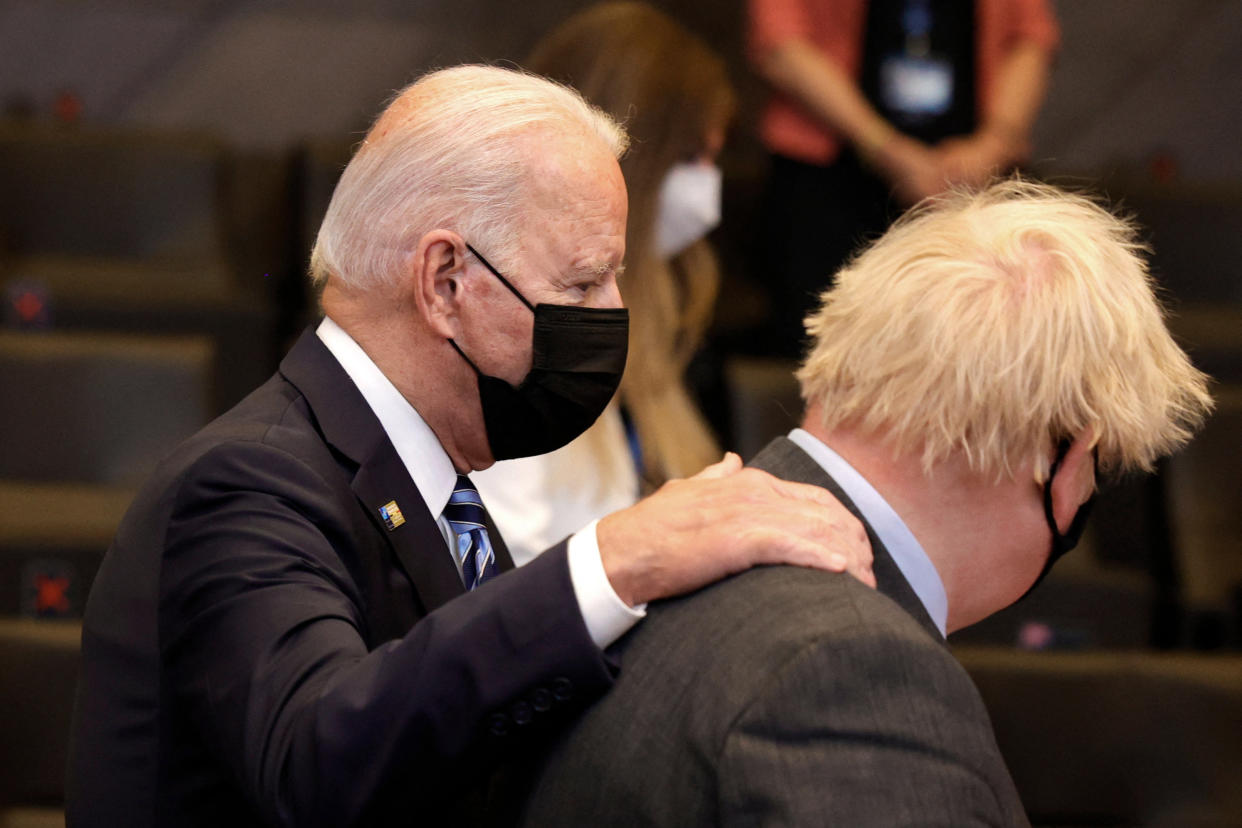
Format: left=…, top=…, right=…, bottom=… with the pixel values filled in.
left=521, top=143, right=625, bottom=226
left=520, top=123, right=620, bottom=177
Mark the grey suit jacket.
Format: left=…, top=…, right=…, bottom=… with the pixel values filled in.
left=517, top=436, right=1029, bottom=827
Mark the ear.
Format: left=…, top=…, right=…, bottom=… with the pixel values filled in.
left=1049, top=429, right=1097, bottom=533
left=411, top=230, right=468, bottom=339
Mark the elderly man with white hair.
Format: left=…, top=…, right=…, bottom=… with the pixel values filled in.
left=66, top=66, right=873, bottom=828
left=516, top=178, right=1214, bottom=827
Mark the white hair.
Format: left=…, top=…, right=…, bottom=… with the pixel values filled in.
left=798, top=178, right=1213, bottom=481
left=310, top=65, right=629, bottom=291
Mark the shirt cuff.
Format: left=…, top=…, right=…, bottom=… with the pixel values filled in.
left=566, top=519, right=646, bottom=650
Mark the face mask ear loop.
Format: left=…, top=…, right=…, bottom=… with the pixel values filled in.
left=465, top=243, right=536, bottom=312
left=1041, top=439, right=1070, bottom=537
left=447, top=338, right=482, bottom=375
left=1022, top=439, right=1096, bottom=602
left=1043, top=439, right=1098, bottom=546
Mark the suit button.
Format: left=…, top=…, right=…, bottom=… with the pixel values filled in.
left=531, top=687, right=553, bottom=712
left=551, top=677, right=574, bottom=702
left=488, top=713, right=510, bottom=736
left=511, top=700, right=534, bottom=725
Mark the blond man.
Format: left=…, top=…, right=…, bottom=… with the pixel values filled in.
left=518, top=179, right=1212, bottom=826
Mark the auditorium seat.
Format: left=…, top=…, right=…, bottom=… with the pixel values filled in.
left=286, top=137, right=355, bottom=336
left=297, top=137, right=354, bottom=254
left=0, top=619, right=79, bottom=828
left=957, top=646, right=1242, bottom=827
left=0, top=809, right=64, bottom=828
left=949, top=538, right=1157, bottom=650
left=0, top=483, right=132, bottom=619
left=722, top=355, right=802, bottom=460
left=0, top=331, right=213, bottom=618
left=1168, top=305, right=1242, bottom=386
left=0, top=331, right=213, bottom=485
left=0, top=122, right=279, bottom=411
left=0, top=123, right=226, bottom=261
left=1117, top=180, right=1242, bottom=306
left=1165, top=383, right=1242, bottom=648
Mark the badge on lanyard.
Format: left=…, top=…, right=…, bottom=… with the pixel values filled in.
left=880, top=0, right=954, bottom=120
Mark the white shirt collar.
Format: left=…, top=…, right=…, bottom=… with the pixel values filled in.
left=787, top=429, right=948, bottom=637
left=316, top=317, right=458, bottom=520
left=314, top=320, right=643, bottom=632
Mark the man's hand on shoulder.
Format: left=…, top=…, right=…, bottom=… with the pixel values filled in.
left=597, top=453, right=874, bottom=607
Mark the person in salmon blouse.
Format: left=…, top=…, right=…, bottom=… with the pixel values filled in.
left=746, top=0, right=1060, bottom=356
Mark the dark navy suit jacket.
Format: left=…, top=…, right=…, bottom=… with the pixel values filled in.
left=67, top=328, right=614, bottom=827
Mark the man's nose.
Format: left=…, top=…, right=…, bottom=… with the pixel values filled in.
left=598, top=276, right=624, bottom=309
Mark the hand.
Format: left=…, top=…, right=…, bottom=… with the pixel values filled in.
left=869, top=135, right=948, bottom=206
left=936, top=126, right=1026, bottom=190
left=597, top=452, right=874, bottom=606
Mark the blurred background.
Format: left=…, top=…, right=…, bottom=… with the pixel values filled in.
left=1, top=1, right=1240, bottom=826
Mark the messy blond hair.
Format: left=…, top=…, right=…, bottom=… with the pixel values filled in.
left=798, top=178, right=1213, bottom=481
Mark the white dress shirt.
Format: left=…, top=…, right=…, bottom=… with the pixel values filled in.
left=316, top=317, right=643, bottom=649
left=473, top=404, right=640, bottom=567
left=787, top=428, right=948, bottom=637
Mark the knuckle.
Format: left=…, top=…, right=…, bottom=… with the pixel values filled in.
left=735, top=467, right=773, bottom=490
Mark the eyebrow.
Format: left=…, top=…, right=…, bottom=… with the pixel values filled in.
left=572, top=262, right=626, bottom=281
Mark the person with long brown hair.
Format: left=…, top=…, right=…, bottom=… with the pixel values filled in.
left=475, top=1, right=738, bottom=563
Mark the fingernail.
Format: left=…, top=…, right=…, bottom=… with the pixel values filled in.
left=830, top=554, right=848, bottom=570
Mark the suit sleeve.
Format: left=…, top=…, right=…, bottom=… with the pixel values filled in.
left=716, top=609, right=1024, bottom=827
left=159, top=439, right=615, bottom=828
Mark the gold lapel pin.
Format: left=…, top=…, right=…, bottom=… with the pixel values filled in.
left=379, top=500, right=406, bottom=531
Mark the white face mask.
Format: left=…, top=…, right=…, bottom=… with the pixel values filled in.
left=654, top=162, right=722, bottom=258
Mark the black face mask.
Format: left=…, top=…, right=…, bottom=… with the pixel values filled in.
left=448, top=244, right=629, bottom=461
left=1020, top=439, right=1096, bottom=600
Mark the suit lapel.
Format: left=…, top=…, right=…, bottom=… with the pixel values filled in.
left=749, top=436, right=944, bottom=643
left=351, top=444, right=466, bottom=613
left=279, top=327, right=468, bottom=614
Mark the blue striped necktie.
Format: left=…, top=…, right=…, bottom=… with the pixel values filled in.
left=443, top=475, right=497, bottom=590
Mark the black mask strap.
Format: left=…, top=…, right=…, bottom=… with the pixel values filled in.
left=449, top=244, right=535, bottom=378
left=465, top=243, right=536, bottom=312
left=1021, top=439, right=1097, bottom=600
left=447, top=338, right=481, bottom=375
